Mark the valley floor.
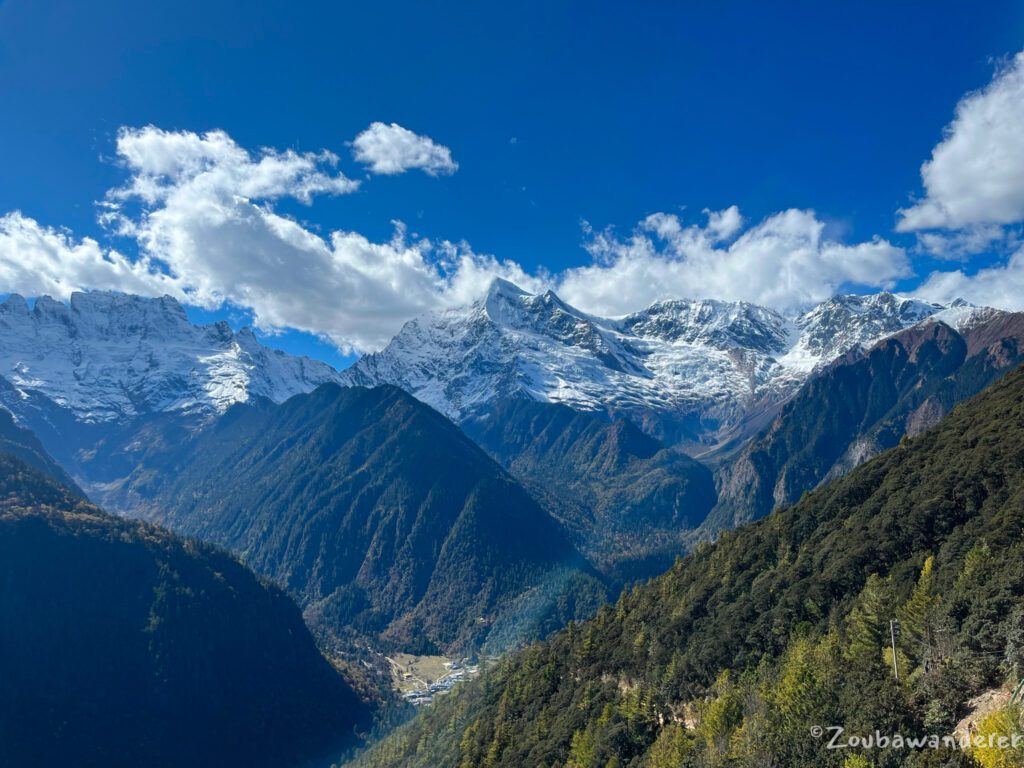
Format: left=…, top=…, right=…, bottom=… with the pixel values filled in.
left=386, top=653, right=481, bottom=705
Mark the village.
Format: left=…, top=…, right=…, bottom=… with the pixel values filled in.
left=385, top=653, right=482, bottom=706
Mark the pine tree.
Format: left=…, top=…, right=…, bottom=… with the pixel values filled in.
left=846, top=574, right=890, bottom=667
left=957, top=540, right=992, bottom=590
left=643, top=724, right=692, bottom=768
left=900, top=556, right=936, bottom=666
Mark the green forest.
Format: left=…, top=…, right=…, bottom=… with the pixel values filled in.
left=0, top=454, right=370, bottom=767
left=348, top=365, right=1024, bottom=768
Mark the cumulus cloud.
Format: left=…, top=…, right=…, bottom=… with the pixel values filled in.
left=0, top=127, right=513, bottom=352
left=898, top=52, right=1024, bottom=233
left=891, top=51, right=1024, bottom=306
left=557, top=208, right=910, bottom=317
left=916, top=246, right=1024, bottom=311
left=91, top=127, right=512, bottom=351
left=915, top=225, right=1018, bottom=262
left=704, top=205, right=744, bottom=241
left=0, top=211, right=179, bottom=299
left=105, top=125, right=359, bottom=209
left=0, top=126, right=924, bottom=354
left=350, top=122, right=458, bottom=176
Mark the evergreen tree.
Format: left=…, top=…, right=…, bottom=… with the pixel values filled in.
left=900, top=556, right=936, bottom=665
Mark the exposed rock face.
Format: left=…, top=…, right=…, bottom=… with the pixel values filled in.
left=707, top=310, right=1024, bottom=532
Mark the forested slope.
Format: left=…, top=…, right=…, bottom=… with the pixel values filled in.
left=349, top=364, right=1024, bottom=768
left=463, top=399, right=716, bottom=582
left=710, top=313, right=1024, bottom=531
left=134, top=384, right=607, bottom=654
left=0, top=405, right=83, bottom=493
left=0, top=454, right=370, bottom=768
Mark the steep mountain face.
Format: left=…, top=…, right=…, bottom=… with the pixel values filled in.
left=350, top=364, right=1024, bottom=768
left=123, top=384, right=606, bottom=655
left=0, top=291, right=342, bottom=422
left=0, top=286, right=960, bottom=496
left=0, top=290, right=344, bottom=489
left=0, top=290, right=343, bottom=495
left=0, top=453, right=369, bottom=768
left=0, top=406, right=82, bottom=492
left=783, top=290, right=947, bottom=369
left=343, top=279, right=951, bottom=449
left=709, top=308, right=1024, bottom=531
left=462, top=399, right=716, bottom=582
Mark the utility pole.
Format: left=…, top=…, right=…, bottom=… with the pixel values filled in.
left=890, top=619, right=901, bottom=681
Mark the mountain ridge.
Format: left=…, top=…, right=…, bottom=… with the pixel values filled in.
left=342, top=279, right=963, bottom=449
left=118, top=383, right=608, bottom=655
left=0, top=290, right=342, bottom=423
left=462, top=399, right=717, bottom=582
left=708, top=309, right=1024, bottom=531
left=0, top=451, right=370, bottom=768
left=348, top=362, right=1024, bottom=768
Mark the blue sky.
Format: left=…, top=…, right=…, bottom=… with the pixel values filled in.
left=1, top=1, right=1023, bottom=368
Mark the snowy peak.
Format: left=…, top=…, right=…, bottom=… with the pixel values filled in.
left=482, top=277, right=532, bottom=320
left=0, top=283, right=962, bottom=447
left=793, top=292, right=944, bottom=362
left=344, top=283, right=962, bottom=448
left=484, top=279, right=604, bottom=337
left=774, top=292, right=947, bottom=373
left=620, top=299, right=792, bottom=354
left=0, top=291, right=342, bottom=422
left=493, top=286, right=643, bottom=375
left=924, top=302, right=1003, bottom=334
left=2, top=291, right=196, bottom=340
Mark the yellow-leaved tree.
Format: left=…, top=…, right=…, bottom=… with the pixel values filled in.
left=972, top=704, right=1024, bottom=768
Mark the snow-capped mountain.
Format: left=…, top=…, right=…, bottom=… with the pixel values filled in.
left=0, top=284, right=973, bottom=452
left=0, top=291, right=342, bottom=423
left=342, top=279, right=959, bottom=449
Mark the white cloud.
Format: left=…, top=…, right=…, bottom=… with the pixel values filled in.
left=434, top=242, right=549, bottom=304
left=350, top=122, right=458, bottom=176
left=0, top=211, right=179, bottom=299
left=916, top=247, right=1024, bottom=311
left=557, top=207, right=910, bottom=317
left=0, top=127, right=924, bottom=354
left=898, top=52, right=1024, bottom=233
left=107, top=125, right=359, bottom=208
left=0, top=127, right=506, bottom=353
left=704, top=204, right=744, bottom=241
left=893, top=51, right=1024, bottom=310
left=915, top=225, right=1018, bottom=262
left=92, top=127, right=509, bottom=351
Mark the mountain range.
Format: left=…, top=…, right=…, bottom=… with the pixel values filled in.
left=349, top=351, right=1024, bottom=768
left=0, top=283, right=977, bottom=476
left=342, top=278, right=958, bottom=450
left=2, top=283, right=1023, bottom=766
left=0, top=291, right=341, bottom=422
left=0, top=291, right=343, bottom=488
left=708, top=306, right=1024, bottom=531
left=0, top=286, right=1020, bottom=655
